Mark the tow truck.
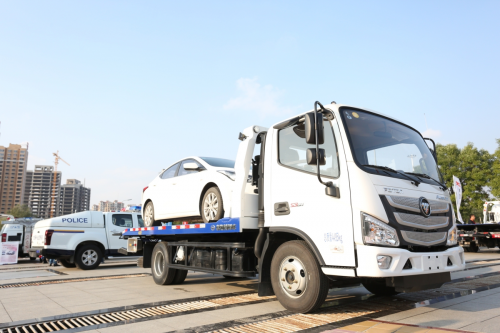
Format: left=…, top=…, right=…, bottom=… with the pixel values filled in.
left=457, top=201, right=500, bottom=252
left=122, top=101, right=465, bottom=313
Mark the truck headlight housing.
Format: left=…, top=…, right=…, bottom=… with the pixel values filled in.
left=447, top=226, right=457, bottom=246
left=362, top=213, right=400, bottom=247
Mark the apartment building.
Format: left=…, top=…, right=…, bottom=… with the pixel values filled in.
left=0, top=144, right=28, bottom=214
left=91, top=204, right=99, bottom=211
left=98, top=200, right=124, bottom=212
left=58, top=179, right=91, bottom=216
left=24, top=165, right=61, bottom=218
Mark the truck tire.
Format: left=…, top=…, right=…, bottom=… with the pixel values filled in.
left=59, top=258, right=76, bottom=268
left=75, top=244, right=102, bottom=270
left=151, top=242, right=178, bottom=285
left=30, top=257, right=37, bottom=261
left=201, top=187, right=224, bottom=223
left=172, top=269, right=188, bottom=284
left=362, top=278, right=399, bottom=296
left=270, top=240, right=329, bottom=313
left=144, top=202, right=158, bottom=227
left=470, top=245, right=480, bottom=252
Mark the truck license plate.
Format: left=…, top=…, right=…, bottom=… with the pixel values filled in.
left=423, top=255, right=442, bottom=271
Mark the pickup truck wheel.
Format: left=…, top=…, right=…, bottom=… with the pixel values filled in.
left=270, top=240, right=329, bottom=313
left=59, top=258, right=76, bottom=268
left=362, top=278, right=399, bottom=296
left=75, top=245, right=102, bottom=270
left=144, top=202, right=158, bottom=227
left=201, top=187, right=224, bottom=223
left=152, top=242, right=177, bottom=285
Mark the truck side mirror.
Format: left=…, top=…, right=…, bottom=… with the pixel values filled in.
left=306, top=148, right=326, bottom=166
left=304, top=112, right=324, bottom=145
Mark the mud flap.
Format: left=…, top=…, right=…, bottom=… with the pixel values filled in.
left=386, top=272, right=451, bottom=292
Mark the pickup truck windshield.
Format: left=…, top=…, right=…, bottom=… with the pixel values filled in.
left=340, top=108, right=442, bottom=182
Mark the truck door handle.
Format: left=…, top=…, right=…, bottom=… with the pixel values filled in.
left=274, top=202, right=290, bottom=216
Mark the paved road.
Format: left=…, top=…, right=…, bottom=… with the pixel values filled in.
left=0, top=250, right=500, bottom=333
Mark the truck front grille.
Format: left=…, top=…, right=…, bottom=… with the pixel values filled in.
left=386, top=195, right=449, bottom=214
left=401, top=231, right=447, bottom=246
left=394, top=212, right=449, bottom=230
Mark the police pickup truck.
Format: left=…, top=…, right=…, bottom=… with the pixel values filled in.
left=29, top=211, right=144, bottom=269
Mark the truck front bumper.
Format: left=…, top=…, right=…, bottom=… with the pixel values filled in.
left=355, top=244, right=465, bottom=277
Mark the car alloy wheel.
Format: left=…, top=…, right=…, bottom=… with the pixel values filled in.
left=203, top=192, right=219, bottom=221
left=145, top=203, right=154, bottom=227
left=82, top=249, right=98, bottom=266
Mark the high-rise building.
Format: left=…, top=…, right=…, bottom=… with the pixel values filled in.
left=58, top=179, right=91, bottom=216
left=91, top=204, right=99, bottom=211
left=98, top=200, right=124, bottom=212
left=24, top=165, right=61, bottom=218
left=0, top=144, right=29, bottom=214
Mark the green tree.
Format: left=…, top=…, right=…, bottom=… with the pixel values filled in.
left=437, top=142, right=493, bottom=222
left=490, top=139, right=500, bottom=200
left=6, top=204, right=33, bottom=218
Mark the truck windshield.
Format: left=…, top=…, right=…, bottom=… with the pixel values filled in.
left=340, top=108, right=442, bottom=182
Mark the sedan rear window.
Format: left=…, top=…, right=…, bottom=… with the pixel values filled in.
left=200, top=157, right=235, bottom=168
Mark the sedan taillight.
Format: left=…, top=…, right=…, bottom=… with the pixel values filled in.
left=1, top=233, right=6, bottom=242
left=44, top=230, right=54, bottom=245
left=143, top=186, right=149, bottom=193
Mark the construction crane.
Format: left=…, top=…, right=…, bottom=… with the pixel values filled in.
left=50, top=151, right=70, bottom=218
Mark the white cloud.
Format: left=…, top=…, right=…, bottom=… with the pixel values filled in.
left=421, top=128, right=442, bottom=139
left=224, top=78, right=293, bottom=117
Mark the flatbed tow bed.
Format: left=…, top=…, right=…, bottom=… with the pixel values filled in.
left=122, top=218, right=258, bottom=277
left=457, top=223, right=500, bottom=252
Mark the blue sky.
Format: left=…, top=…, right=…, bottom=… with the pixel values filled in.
left=1, top=1, right=499, bottom=205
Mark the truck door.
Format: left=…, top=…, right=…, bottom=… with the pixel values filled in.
left=268, top=117, right=356, bottom=267
left=106, top=213, right=134, bottom=255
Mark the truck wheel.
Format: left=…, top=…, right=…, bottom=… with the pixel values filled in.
left=201, top=187, right=224, bottom=223
left=270, top=240, right=329, bottom=313
left=362, top=278, right=399, bottom=296
left=470, top=245, right=480, bottom=252
left=30, top=257, right=37, bottom=261
left=75, top=244, right=102, bottom=270
left=59, top=258, right=76, bottom=268
left=144, top=202, right=158, bottom=227
left=151, top=242, right=177, bottom=285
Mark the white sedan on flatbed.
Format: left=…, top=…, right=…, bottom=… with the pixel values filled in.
left=142, top=157, right=236, bottom=226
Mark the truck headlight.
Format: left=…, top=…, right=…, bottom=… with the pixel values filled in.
left=362, top=213, right=400, bottom=247
left=447, top=226, right=457, bottom=246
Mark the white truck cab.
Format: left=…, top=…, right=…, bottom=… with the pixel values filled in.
left=29, top=211, right=144, bottom=269
left=124, top=101, right=465, bottom=313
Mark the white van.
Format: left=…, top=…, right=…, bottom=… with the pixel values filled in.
left=1, top=216, right=42, bottom=259
left=29, top=211, right=144, bottom=269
